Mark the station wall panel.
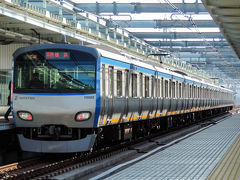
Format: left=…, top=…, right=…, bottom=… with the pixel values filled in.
left=0, top=44, right=29, bottom=70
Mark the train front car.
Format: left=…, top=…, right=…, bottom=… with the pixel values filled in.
left=12, top=44, right=100, bottom=153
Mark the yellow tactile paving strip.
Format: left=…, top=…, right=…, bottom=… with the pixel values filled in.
left=208, top=135, right=240, bottom=180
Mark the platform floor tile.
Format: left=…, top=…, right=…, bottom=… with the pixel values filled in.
left=104, top=114, right=240, bottom=180
left=208, top=134, right=240, bottom=180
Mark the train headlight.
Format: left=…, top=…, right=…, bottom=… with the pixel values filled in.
left=75, top=112, right=91, bottom=121
left=17, top=111, right=33, bottom=121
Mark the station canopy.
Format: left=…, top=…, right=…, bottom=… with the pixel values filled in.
left=69, top=0, right=240, bottom=91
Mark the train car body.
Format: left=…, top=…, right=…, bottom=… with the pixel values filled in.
left=12, top=44, right=234, bottom=153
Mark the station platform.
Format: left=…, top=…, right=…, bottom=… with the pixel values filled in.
left=92, top=113, right=240, bottom=180
left=0, top=116, right=14, bottom=131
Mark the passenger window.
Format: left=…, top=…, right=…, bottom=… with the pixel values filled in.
left=157, top=79, right=160, bottom=97
left=172, top=81, right=175, bottom=98
left=161, top=78, right=163, bottom=98
left=145, top=76, right=149, bottom=97
left=165, top=80, right=168, bottom=98
left=176, top=81, right=178, bottom=98
left=189, top=85, right=192, bottom=98
left=151, top=76, right=155, bottom=97
left=139, top=73, right=143, bottom=97
left=132, top=74, right=137, bottom=97
left=109, top=66, right=114, bottom=97
left=198, top=87, right=200, bottom=98
left=102, top=64, right=105, bottom=97
left=125, top=70, right=129, bottom=97
left=193, top=86, right=196, bottom=98
left=117, top=71, right=122, bottom=97
left=179, top=83, right=182, bottom=98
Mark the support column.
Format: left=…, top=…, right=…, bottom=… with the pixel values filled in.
left=73, top=13, right=77, bottom=27
left=59, top=6, right=63, bottom=21
left=43, top=0, right=47, bottom=15
left=23, top=0, right=28, bottom=8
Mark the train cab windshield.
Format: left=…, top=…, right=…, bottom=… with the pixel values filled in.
left=13, top=49, right=96, bottom=93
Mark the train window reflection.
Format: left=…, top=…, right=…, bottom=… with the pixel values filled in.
left=125, top=70, right=129, bottom=97
left=145, top=76, right=149, bottom=97
left=165, top=80, right=168, bottom=98
left=117, top=71, right=122, bottom=97
left=132, top=74, right=137, bottom=97
left=139, top=73, right=143, bottom=97
left=109, top=66, right=114, bottom=97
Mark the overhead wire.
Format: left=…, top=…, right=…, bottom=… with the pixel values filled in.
left=159, top=0, right=235, bottom=83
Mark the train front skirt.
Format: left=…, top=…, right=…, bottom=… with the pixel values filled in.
left=17, top=134, right=97, bottom=153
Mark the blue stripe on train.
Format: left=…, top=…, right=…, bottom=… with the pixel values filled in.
left=13, top=93, right=95, bottom=96
left=94, top=58, right=101, bottom=128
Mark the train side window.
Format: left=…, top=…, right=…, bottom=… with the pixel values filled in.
left=125, top=70, right=129, bottom=97
left=157, top=78, right=160, bottom=97
left=169, top=80, right=172, bottom=98
left=172, top=81, right=175, bottom=98
left=198, top=87, right=200, bottom=98
left=139, top=73, right=143, bottom=97
left=102, top=64, right=106, bottom=97
left=132, top=74, right=137, bottom=97
left=145, top=76, right=150, bottom=97
left=176, top=81, right=179, bottom=98
left=151, top=76, right=155, bottom=97
left=182, top=83, right=185, bottom=98
left=161, top=77, right=164, bottom=98
left=165, top=80, right=168, bottom=98
left=109, top=66, right=114, bottom=97
left=117, top=71, right=122, bottom=97
left=179, top=83, right=182, bottom=98
left=193, top=86, right=196, bottom=98
left=189, top=85, right=192, bottom=98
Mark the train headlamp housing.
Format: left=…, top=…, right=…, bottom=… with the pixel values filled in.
left=75, top=112, right=91, bottom=121
left=17, top=111, right=33, bottom=121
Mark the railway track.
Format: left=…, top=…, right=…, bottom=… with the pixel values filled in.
left=0, top=111, right=234, bottom=180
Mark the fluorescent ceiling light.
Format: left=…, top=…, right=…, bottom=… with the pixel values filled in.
left=101, top=13, right=212, bottom=21
left=126, top=28, right=220, bottom=33
left=70, top=0, right=202, bottom=4
left=144, top=38, right=224, bottom=42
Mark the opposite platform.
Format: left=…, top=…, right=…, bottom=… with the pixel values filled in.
left=0, top=116, right=14, bottom=131
left=93, top=113, right=240, bottom=180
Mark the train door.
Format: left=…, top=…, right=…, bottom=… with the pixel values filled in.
left=152, top=75, right=158, bottom=117
left=99, top=64, right=106, bottom=125
left=177, top=82, right=183, bottom=111
left=111, top=69, right=126, bottom=123
left=99, top=64, right=114, bottom=124
left=156, top=76, right=163, bottom=116
left=162, top=78, right=170, bottom=114
left=106, top=66, right=114, bottom=121
left=127, top=72, right=140, bottom=121
left=139, top=73, right=143, bottom=117
left=184, top=83, right=189, bottom=111
left=171, top=80, right=178, bottom=112
left=141, top=75, right=153, bottom=119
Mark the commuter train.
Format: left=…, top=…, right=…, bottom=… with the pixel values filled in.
left=12, top=44, right=234, bottom=153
